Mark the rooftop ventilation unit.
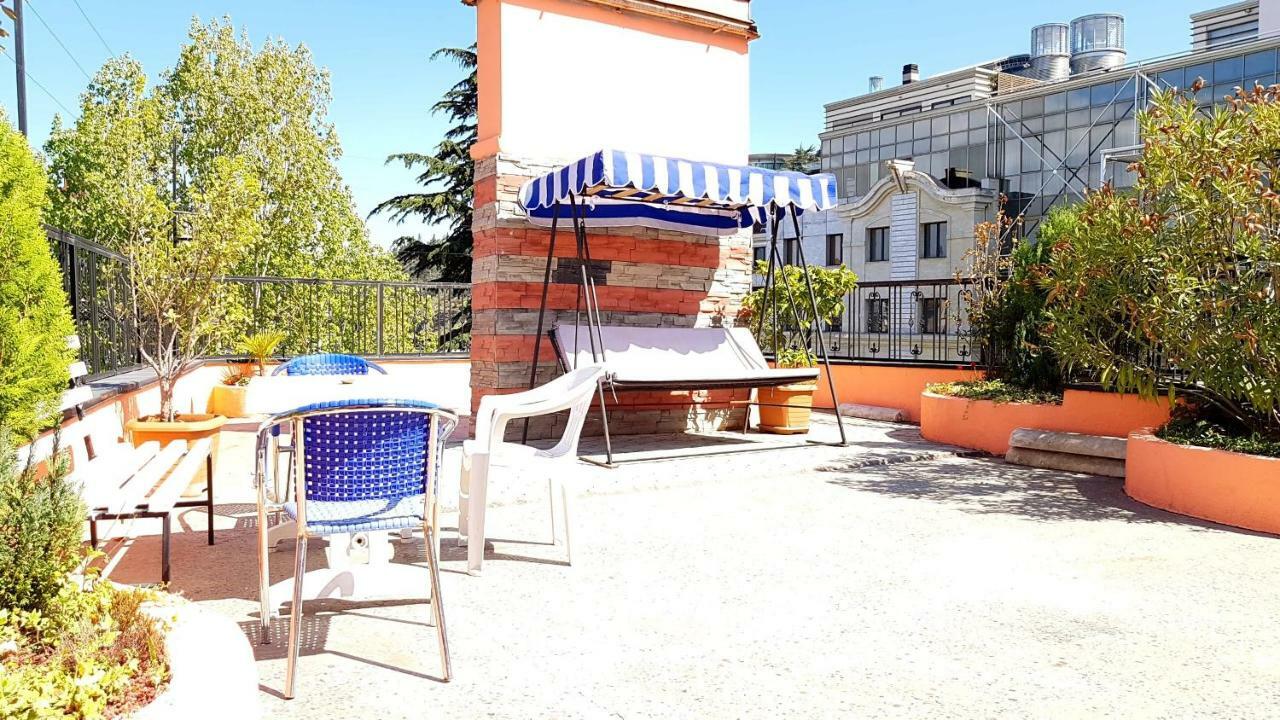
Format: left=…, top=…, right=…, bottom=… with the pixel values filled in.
left=1070, top=13, right=1126, bottom=74
left=996, top=53, right=1034, bottom=76
left=869, top=75, right=884, bottom=93
left=1030, top=22, right=1071, bottom=81
left=902, top=63, right=919, bottom=84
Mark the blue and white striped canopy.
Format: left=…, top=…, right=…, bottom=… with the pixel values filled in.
left=518, top=149, right=838, bottom=236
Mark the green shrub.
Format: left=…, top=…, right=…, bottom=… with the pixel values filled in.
left=0, top=579, right=169, bottom=719
left=0, top=432, right=85, bottom=614
left=1043, top=85, right=1280, bottom=439
left=0, top=111, right=75, bottom=437
left=927, top=379, right=1063, bottom=405
left=961, top=204, right=1073, bottom=393
left=1157, top=406, right=1280, bottom=459
left=743, top=262, right=858, bottom=358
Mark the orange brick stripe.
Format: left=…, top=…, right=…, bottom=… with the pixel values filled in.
left=474, top=228, right=725, bottom=269
left=472, top=281, right=706, bottom=315
left=470, top=334, right=558, bottom=364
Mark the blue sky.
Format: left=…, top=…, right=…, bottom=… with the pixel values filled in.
left=1, top=0, right=1210, bottom=248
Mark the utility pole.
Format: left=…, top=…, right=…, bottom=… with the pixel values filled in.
left=12, top=0, right=26, bottom=135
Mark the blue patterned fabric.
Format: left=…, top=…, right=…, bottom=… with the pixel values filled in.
left=518, top=149, right=839, bottom=236
left=273, top=353, right=388, bottom=376
left=288, top=400, right=450, bottom=537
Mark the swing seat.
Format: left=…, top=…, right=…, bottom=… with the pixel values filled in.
left=550, top=324, right=819, bottom=391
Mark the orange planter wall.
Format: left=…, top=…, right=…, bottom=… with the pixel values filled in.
left=810, top=363, right=983, bottom=423
left=1127, top=430, right=1280, bottom=535
left=920, top=389, right=1172, bottom=456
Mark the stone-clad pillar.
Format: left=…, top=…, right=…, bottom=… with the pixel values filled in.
left=465, top=0, right=758, bottom=437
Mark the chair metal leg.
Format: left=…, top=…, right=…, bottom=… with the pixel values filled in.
left=548, top=477, right=558, bottom=545
left=205, top=455, right=215, bottom=546
left=284, top=536, right=308, bottom=699
left=424, top=521, right=453, bottom=682
left=256, top=487, right=272, bottom=643
left=561, top=480, right=573, bottom=566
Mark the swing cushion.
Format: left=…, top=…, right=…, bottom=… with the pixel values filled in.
left=551, top=324, right=819, bottom=391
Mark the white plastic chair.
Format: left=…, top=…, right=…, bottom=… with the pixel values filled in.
left=458, top=364, right=607, bottom=575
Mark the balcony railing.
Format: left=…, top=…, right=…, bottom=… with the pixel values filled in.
left=48, top=228, right=471, bottom=379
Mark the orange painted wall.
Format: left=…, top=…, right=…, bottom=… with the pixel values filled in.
left=1127, top=431, right=1280, bottom=535
left=810, top=363, right=983, bottom=423
left=920, top=389, right=1172, bottom=456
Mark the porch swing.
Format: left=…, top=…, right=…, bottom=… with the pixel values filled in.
left=516, top=149, right=847, bottom=465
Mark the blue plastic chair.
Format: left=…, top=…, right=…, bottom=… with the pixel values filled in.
left=254, top=398, right=457, bottom=697
left=272, top=353, right=388, bottom=376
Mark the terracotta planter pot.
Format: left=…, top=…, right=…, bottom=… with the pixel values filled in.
left=206, top=385, right=249, bottom=418
left=758, top=381, right=816, bottom=435
left=1126, top=429, right=1280, bottom=535
left=126, top=414, right=227, bottom=490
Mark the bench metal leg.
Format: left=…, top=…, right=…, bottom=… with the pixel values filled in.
left=161, top=514, right=172, bottom=584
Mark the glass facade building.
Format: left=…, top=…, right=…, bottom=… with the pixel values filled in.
left=819, top=40, right=1280, bottom=236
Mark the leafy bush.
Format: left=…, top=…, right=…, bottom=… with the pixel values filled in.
left=960, top=203, right=1072, bottom=393
left=0, top=111, right=75, bottom=437
left=0, top=433, right=84, bottom=615
left=1157, top=406, right=1280, bottom=458
left=0, top=579, right=169, bottom=719
left=927, top=379, right=1063, bottom=405
left=743, top=261, right=858, bottom=361
left=1043, top=85, right=1280, bottom=440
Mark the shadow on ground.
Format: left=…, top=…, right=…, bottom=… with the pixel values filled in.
left=821, top=456, right=1274, bottom=536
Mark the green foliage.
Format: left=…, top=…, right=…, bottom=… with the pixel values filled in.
left=775, top=348, right=817, bottom=369
left=0, top=112, right=75, bottom=437
left=239, top=330, right=286, bottom=376
left=927, top=379, right=1063, bottom=405
left=1043, top=86, right=1280, bottom=437
left=373, top=46, right=476, bottom=282
left=44, top=18, right=401, bottom=283
left=121, top=155, right=262, bottom=421
left=1157, top=406, right=1280, bottom=458
left=0, top=433, right=84, bottom=615
left=743, top=261, right=858, bottom=361
left=781, top=144, right=820, bottom=173
left=0, top=580, right=168, bottom=719
left=961, top=204, right=1074, bottom=393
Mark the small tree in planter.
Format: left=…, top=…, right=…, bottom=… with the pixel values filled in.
left=1044, top=83, right=1280, bottom=444
left=121, top=156, right=262, bottom=426
left=742, top=262, right=857, bottom=433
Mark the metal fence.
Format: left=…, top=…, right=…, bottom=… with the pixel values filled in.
left=47, top=228, right=472, bottom=379
left=830, top=278, right=983, bottom=365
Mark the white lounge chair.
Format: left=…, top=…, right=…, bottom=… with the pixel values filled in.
left=457, top=364, right=607, bottom=575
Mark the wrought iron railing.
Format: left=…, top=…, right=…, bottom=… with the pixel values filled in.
left=828, top=279, right=982, bottom=365
left=47, top=228, right=471, bottom=379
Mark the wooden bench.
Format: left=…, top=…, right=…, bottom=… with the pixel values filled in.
left=58, top=336, right=216, bottom=584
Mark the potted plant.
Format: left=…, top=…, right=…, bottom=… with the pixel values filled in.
left=757, top=348, right=818, bottom=434
left=743, top=262, right=858, bottom=434
left=240, top=330, right=287, bottom=377
left=120, top=155, right=263, bottom=456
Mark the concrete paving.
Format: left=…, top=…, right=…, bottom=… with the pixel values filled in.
left=98, top=414, right=1280, bottom=719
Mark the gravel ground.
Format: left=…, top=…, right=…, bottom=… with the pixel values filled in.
left=101, top=415, right=1280, bottom=719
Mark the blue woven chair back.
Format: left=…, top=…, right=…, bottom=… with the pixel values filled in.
left=302, top=409, right=439, bottom=504
left=274, top=353, right=386, bottom=376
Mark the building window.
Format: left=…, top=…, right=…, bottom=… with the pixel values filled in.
left=921, top=222, right=948, bottom=259
left=867, top=227, right=889, bottom=262
left=784, top=238, right=799, bottom=265
left=866, top=298, right=890, bottom=333
left=825, top=234, right=843, bottom=265
left=753, top=245, right=766, bottom=267
left=919, top=297, right=946, bottom=335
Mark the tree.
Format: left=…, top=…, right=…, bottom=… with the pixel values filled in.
left=372, top=46, right=476, bottom=282
left=782, top=144, right=820, bottom=173
left=1043, top=84, right=1280, bottom=437
left=0, top=111, right=74, bottom=437
left=44, top=18, right=401, bottom=282
left=742, top=261, right=858, bottom=365
left=122, top=156, right=262, bottom=421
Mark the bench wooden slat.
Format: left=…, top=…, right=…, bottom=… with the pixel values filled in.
left=105, top=442, right=188, bottom=516
left=60, top=385, right=93, bottom=411
left=79, top=441, right=160, bottom=510
left=145, top=438, right=212, bottom=513
left=68, top=361, right=88, bottom=380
